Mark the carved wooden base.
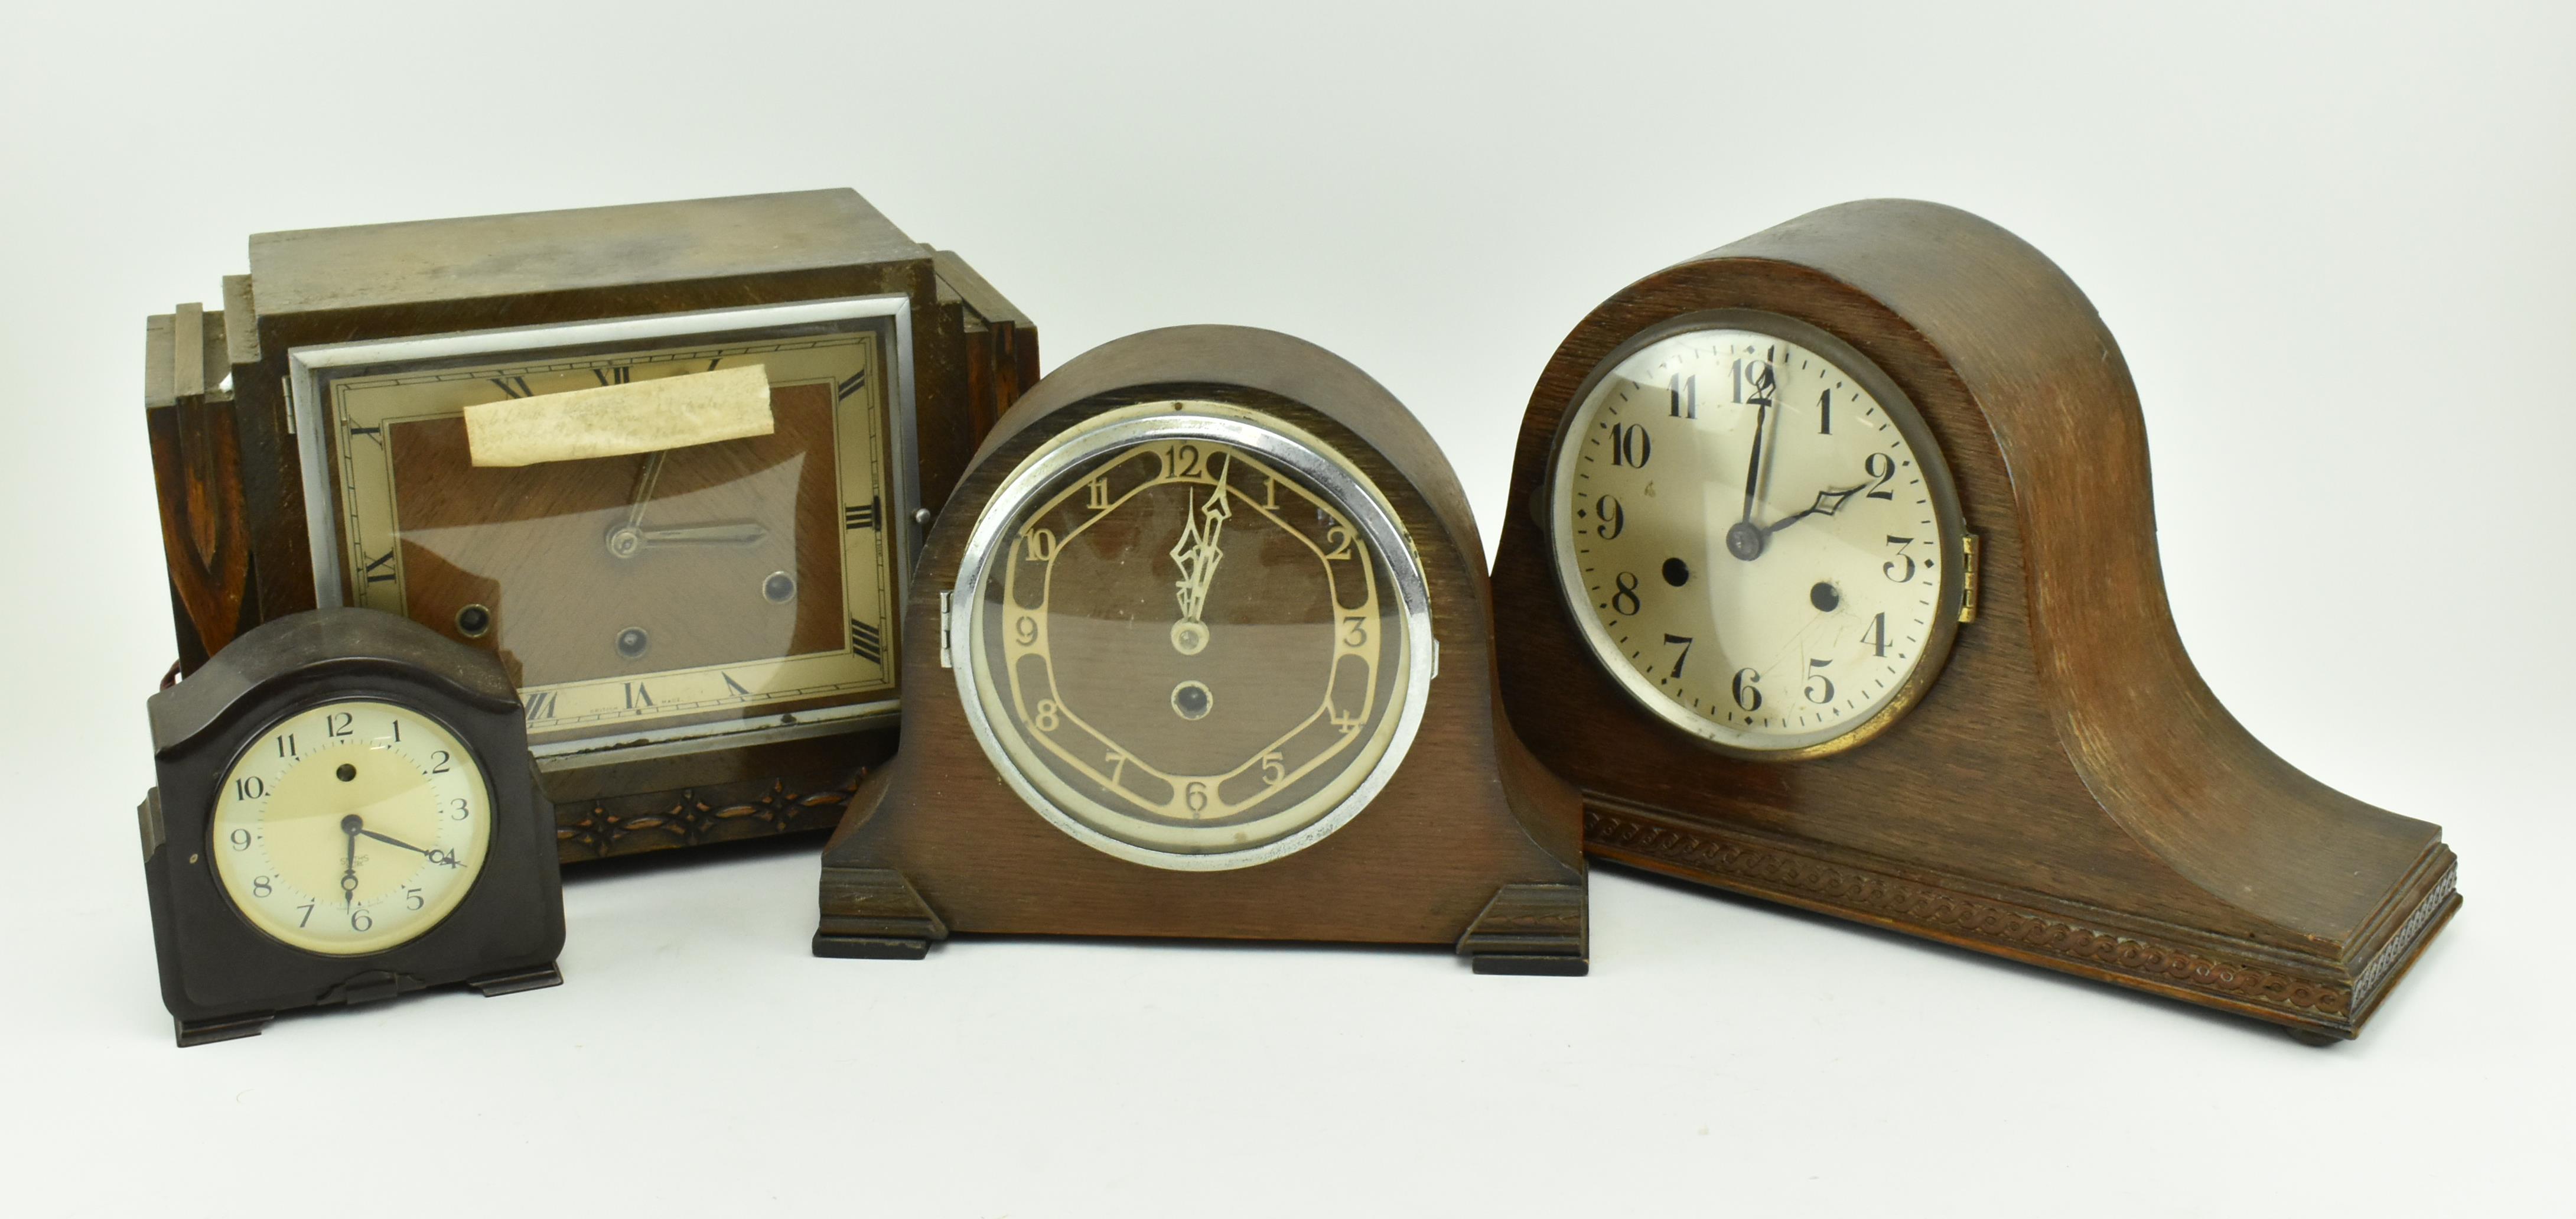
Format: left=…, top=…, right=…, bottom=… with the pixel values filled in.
left=1587, top=802, right=2459, bottom=1040
left=553, top=768, right=869, bottom=863
left=813, top=866, right=949, bottom=960
left=1458, top=884, right=1591, bottom=976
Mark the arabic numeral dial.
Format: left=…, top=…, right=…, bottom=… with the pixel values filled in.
left=207, top=698, right=498, bottom=954
left=1549, top=325, right=1963, bottom=753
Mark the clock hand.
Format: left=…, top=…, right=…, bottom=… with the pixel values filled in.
left=361, top=828, right=466, bottom=869
left=1188, top=459, right=1234, bottom=613
left=1739, top=401, right=1771, bottom=527
left=604, top=451, right=671, bottom=559
left=1727, top=366, right=1783, bottom=562
left=626, top=451, right=667, bottom=533
left=1166, top=457, right=1235, bottom=655
left=636, top=522, right=770, bottom=547
left=1763, top=484, right=1871, bottom=537
left=1168, top=493, right=1209, bottom=622
left=340, top=815, right=361, bottom=908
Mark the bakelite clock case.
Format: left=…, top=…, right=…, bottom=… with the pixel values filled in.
left=141, top=609, right=563, bottom=1046
left=144, top=190, right=1039, bottom=865
left=816, top=326, right=1589, bottom=972
left=1492, top=200, right=2458, bottom=1039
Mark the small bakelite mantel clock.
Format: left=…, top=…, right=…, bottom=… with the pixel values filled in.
left=816, top=326, right=1588, bottom=972
left=140, top=607, right=564, bottom=1046
left=1493, top=200, right=2459, bottom=1041
left=143, top=190, right=1040, bottom=863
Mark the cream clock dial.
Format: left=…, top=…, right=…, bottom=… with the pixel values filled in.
left=209, top=699, right=494, bottom=954
left=1548, top=314, right=1966, bottom=756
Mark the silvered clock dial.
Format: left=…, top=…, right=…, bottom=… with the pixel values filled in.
left=1547, top=310, right=1967, bottom=757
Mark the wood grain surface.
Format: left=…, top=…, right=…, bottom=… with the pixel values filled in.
left=1490, top=200, right=2457, bottom=1038
left=819, top=326, right=1587, bottom=968
left=148, top=190, right=1038, bottom=862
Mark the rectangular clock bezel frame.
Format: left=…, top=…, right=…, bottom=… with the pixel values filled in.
left=284, top=294, right=922, bottom=764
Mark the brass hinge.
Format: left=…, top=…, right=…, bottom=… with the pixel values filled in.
left=1959, top=534, right=1981, bottom=624
left=937, top=590, right=954, bottom=668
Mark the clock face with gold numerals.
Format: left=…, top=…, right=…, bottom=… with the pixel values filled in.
left=1548, top=314, right=1965, bottom=756
left=209, top=699, right=494, bottom=955
left=956, top=403, right=1435, bottom=870
left=295, top=302, right=906, bottom=753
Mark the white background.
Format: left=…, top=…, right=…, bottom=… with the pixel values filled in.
left=3, top=2, right=2569, bottom=1214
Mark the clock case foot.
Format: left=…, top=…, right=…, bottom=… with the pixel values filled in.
left=1490, top=200, right=2463, bottom=1039
left=468, top=963, right=565, bottom=997
left=814, top=864, right=947, bottom=960
left=1459, top=883, right=1590, bottom=976
left=174, top=1012, right=271, bottom=1048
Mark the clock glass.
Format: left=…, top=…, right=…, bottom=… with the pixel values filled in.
left=292, top=299, right=908, bottom=756
left=209, top=698, right=494, bottom=955
left=1548, top=313, right=1965, bottom=756
left=955, top=404, right=1434, bottom=870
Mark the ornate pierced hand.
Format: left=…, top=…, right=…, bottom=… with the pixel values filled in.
left=1762, top=483, right=1870, bottom=538
left=1167, top=456, right=1234, bottom=655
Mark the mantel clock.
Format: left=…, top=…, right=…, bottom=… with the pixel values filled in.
left=144, top=190, right=1039, bottom=863
left=816, top=326, right=1588, bottom=973
left=140, top=607, right=563, bottom=1046
left=1491, top=200, right=2458, bottom=1040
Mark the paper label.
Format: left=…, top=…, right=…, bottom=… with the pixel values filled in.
left=464, top=365, right=774, bottom=466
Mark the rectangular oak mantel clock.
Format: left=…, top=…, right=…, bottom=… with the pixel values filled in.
left=1490, top=200, right=2458, bottom=1041
left=143, top=190, right=1039, bottom=863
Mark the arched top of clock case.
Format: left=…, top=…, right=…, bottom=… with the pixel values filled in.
left=1508, top=200, right=2444, bottom=945
left=148, top=607, right=522, bottom=755
left=972, top=326, right=1488, bottom=576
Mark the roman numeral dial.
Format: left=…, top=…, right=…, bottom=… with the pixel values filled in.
left=315, top=317, right=905, bottom=750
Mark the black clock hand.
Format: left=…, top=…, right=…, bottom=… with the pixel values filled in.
left=1763, top=484, right=1870, bottom=537
left=339, top=815, right=361, bottom=908
left=360, top=828, right=432, bottom=855
left=362, top=828, right=465, bottom=869
left=1725, top=396, right=1781, bottom=562
left=1738, top=400, right=1772, bottom=527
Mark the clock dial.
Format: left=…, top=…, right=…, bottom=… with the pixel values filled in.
left=209, top=699, right=494, bottom=955
left=960, top=408, right=1429, bottom=869
left=311, top=316, right=900, bottom=751
left=1548, top=321, right=1962, bottom=755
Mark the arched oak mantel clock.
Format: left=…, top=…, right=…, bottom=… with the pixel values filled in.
left=816, top=325, right=1588, bottom=973
left=1490, top=200, right=2458, bottom=1040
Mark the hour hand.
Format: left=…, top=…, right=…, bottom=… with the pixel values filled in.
left=1764, top=484, right=1870, bottom=537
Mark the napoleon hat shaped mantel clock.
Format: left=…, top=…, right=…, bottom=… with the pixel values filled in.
left=1491, top=200, right=2458, bottom=1040
left=140, top=607, right=564, bottom=1046
left=142, top=190, right=1038, bottom=863
left=816, top=326, right=1587, bottom=973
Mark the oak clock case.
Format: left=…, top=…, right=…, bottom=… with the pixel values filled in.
left=139, top=608, right=564, bottom=1047
left=143, top=190, right=1040, bottom=863
left=1492, top=200, right=2460, bottom=1041
left=816, top=325, right=1588, bottom=973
